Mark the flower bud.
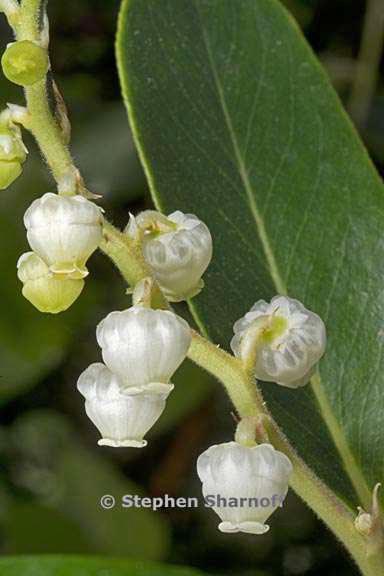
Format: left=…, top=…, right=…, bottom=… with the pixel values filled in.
left=231, top=296, right=326, bottom=388
left=130, top=210, right=213, bottom=301
left=1, top=40, right=49, bottom=86
left=0, top=121, right=27, bottom=189
left=355, top=510, right=374, bottom=536
left=0, top=123, right=26, bottom=162
left=96, top=306, right=191, bottom=393
left=17, top=251, right=84, bottom=313
left=197, top=441, right=292, bottom=534
left=354, top=484, right=383, bottom=539
left=24, top=193, right=103, bottom=278
left=77, top=363, right=169, bottom=447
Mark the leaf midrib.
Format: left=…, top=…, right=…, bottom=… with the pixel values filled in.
left=192, top=0, right=371, bottom=509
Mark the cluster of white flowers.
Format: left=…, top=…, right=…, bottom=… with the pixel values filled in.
left=0, top=0, right=330, bottom=540
left=73, top=209, right=327, bottom=533
left=77, top=305, right=191, bottom=447
left=14, top=198, right=328, bottom=535
left=17, top=192, right=103, bottom=313
left=194, top=295, right=325, bottom=532
left=73, top=208, right=212, bottom=445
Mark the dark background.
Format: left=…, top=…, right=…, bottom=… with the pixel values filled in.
left=0, top=1, right=382, bottom=574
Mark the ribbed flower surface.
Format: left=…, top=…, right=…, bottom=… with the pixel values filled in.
left=24, top=193, right=103, bottom=277
left=17, top=251, right=49, bottom=283
left=17, top=251, right=84, bottom=314
left=197, top=441, right=292, bottom=534
left=140, top=210, right=212, bottom=301
left=96, top=306, right=191, bottom=390
left=77, top=363, right=168, bottom=447
left=231, top=296, right=326, bottom=388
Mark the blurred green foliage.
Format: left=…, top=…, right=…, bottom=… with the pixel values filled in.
left=0, top=0, right=382, bottom=575
left=0, top=556, right=207, bottom=576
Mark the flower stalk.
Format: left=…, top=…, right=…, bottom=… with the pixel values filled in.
left=6, top=0, right=81, bottom=192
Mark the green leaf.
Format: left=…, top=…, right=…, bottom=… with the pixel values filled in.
left=0, top=556, right=205, bottom=576
left=117, top=0, right=384, bottom=511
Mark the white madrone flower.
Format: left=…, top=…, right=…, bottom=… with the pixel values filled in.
left=24, top=193, right=103, bottom=278
left=129, top=210, right=212, bottom=301
left=197, top=441, right=292, bottom=534
left=231, top=296, right=326, bottom=388
left=96, top=306, right=191, bottom=393
left=77, top=363, right=169, bottom=447
left=17, top=251, right=84, bottom=313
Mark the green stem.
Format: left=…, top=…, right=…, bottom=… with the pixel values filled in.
left=10, top=0, right=79, bottom=190
left=188, top=331, right=264, bottom=416
left=18, top=0, right=40, bottom=39
left=99, top=221, right=150, bottom=288
left=22, top=80, right=75, bottom=184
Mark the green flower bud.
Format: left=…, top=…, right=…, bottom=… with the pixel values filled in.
left=17, top=252, right=84, bottom=314
left=0, top=159, right=22, bottom=189
left=0, top=122, right=27, bottom=189
left=0, top=123, right=27, bottom=162
left=1, top=40, right=49, bottom=86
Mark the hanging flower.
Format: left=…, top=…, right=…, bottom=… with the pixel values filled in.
left=197, top=441, right=292, bottom=534
left=77, top=363, right=170, bottom=448
left=230, top=296, right=326, bottom=388
left=96, top=305, right=191, bottom=393
left=128, top=210, right=213, bottom=301
left=24, top=193, right=103, bottom=278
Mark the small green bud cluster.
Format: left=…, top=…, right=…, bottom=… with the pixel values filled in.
left=0, top=117, right=27, bottom=189
left=1, top=40, right=49, bottom=86
left=77, top=305, right=192, bottom=447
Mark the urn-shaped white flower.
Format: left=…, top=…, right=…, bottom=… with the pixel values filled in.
left=197, top=441, right=292, bottom=534
left=230, top=296, right=326, bottom=388
left=17, top=251, right=84, bottom=313
left=24, top=193, right=103, bottom=278
left=96, top=306, right=191, bottom=393
left=77, top=363, right=169, bottom=447
left=131, top=210, right=213, bottom=301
